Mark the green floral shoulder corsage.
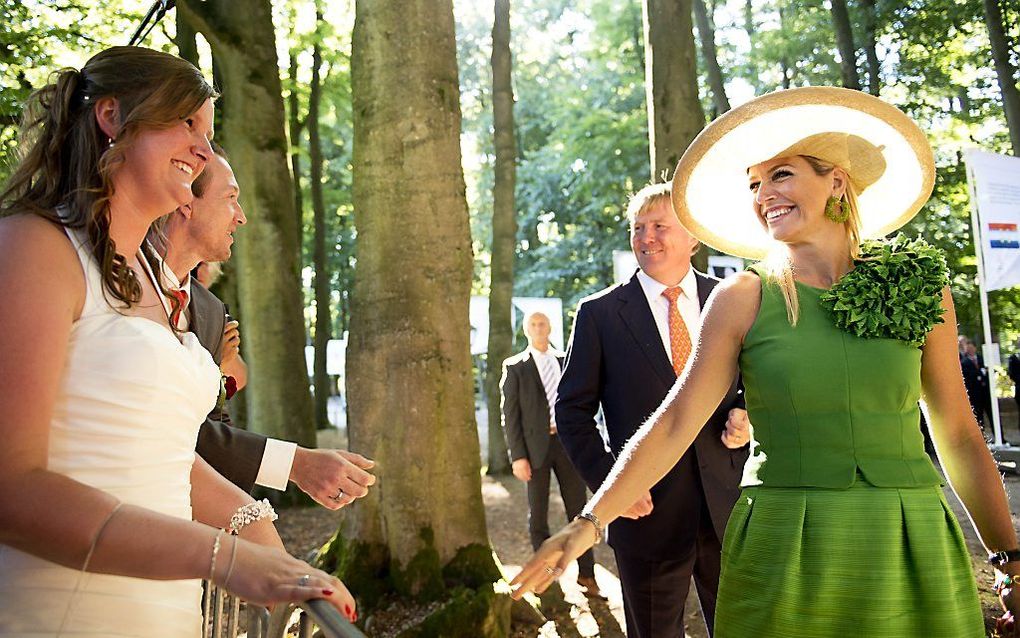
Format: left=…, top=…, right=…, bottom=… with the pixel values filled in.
left=818, top=234, right=950, bottom=347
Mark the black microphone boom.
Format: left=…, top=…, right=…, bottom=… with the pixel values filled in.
left=127, top=0, right=177, bottom=47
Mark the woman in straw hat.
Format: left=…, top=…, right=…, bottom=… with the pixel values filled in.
left=510, top=87, right=1017, bottom=636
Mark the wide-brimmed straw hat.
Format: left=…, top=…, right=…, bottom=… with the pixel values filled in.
left=670, top=86, right=935, bottom=260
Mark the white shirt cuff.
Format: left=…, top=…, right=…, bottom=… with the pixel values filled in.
left=254, top=439, right=298, bottom=490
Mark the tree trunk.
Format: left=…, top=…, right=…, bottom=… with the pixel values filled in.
left=692, top=0, right=730, bottom=114
left=643, top=0, right=708, bottom=269
left=309, top=11, right=332, bottom=431
left=983, top=0, right=1020, bottom=154
left=642, top=0, right=705, bottom=183
left=288, top=52, right=305, bottom=258
left=176, top=11, right=199, bottom=66
left=485, top=0, right=516, bottom=476
left=778, top=5, right=792, bottom=89
left=860, top=0, right=881, bottom=96
left=177, top=1, right=316, bottom=454
left=337, top=1, right=503, bottom=624
left=830, top=0, right=861, bottom=90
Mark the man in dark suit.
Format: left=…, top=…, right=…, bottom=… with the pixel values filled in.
left=557, top=182, right=750, bottom=637
left=153, top=147, right=376, bottom=508
left=500, top=311, right=600, bottom=597
left=960, top=337, right=992, bottom=431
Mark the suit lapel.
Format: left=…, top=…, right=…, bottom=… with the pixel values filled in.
left=694, top=269, right=717, bottom=309
left=617, top=275, right=676, bottom=386
left=524, top=353, right=547, bottom=398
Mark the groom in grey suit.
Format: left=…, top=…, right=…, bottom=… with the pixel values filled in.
left=151, top=145, right=376, bottom=508
left=500, top=311, right=600, bottom=597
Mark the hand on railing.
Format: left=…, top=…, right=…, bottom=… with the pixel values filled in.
left=204, top=593, right=367, bottom=638
left=298, top=599, right=368, bottom=638
left=211, top=537, right=356, bottom=622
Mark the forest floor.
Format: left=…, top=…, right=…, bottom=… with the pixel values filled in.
left=277, top=405, right=1020, bottom=637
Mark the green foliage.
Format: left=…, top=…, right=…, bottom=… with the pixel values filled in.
left=820, top=234, right=950, bottom=346
left=459, top=0, right=650, bottom=326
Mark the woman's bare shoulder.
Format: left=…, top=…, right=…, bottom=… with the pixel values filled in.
left=0, top=213, right=84, bottom=303
left=703, top=271, right=762, bottom=339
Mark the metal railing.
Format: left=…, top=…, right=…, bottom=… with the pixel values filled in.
left=202, top=582, right=367, bottom=638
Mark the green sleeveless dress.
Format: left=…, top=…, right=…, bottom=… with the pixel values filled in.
left=713, top=262, right=985, bottom=637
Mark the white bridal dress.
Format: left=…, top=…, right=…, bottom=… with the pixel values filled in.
left=0, top=226, right=220, bottom=637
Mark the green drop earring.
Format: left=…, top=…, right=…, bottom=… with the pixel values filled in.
left=824, top=195, right=850, bottom=223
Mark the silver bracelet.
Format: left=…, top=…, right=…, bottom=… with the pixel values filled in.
left=222, top=535, right=239, bottom=588
left=228, top=498, right=278, bottom=535
left=208, top=529, right=224, bottom=582
left=576, top=511, right=604, bottom=543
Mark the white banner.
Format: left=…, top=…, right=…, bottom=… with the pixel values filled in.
left=965, top=149, right=1020, bottom=291
left=469, top=296, right=564, bottom=354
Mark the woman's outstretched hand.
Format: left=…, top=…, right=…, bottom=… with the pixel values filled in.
left=509, top=518, right=598, bottom=599
left=997, top=574, right=1020, bottom=637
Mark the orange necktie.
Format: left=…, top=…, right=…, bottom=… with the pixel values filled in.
left=662, top=287, right=692, bottom=376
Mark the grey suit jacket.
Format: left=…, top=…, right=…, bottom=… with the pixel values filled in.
left=500, top=350, right=562, bottom=468
left=191, top=282, right=268, bottom=493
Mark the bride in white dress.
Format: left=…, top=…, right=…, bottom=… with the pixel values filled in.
left=0, top=46, right=356, bottom=636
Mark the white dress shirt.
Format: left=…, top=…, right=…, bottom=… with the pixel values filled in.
left=636, top=268, right=702, bottom=367
left=149, top=245, right=296, bottom=491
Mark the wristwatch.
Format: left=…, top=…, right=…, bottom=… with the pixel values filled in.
left=575, top=512, right=604, bottom=544
left=988, top=549, right=1020, bottom=567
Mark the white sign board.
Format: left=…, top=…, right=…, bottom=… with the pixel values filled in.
left=304, top=335, right=347, bottom=378
left=613, top=250, right=638, bottom=285
left=707, top=255, right=744, bottom=279
left=965, top=149, right=1020, bottom=291
left=470, top=296, right=565, bottom=354
left=512, top=297, right=565, bottom=351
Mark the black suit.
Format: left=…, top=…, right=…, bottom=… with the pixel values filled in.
left=961, top=352, right=991, bottom=430
left=500, top=350, right=595, bottom=578
left=557, top=271, right=747, bottom=637
left=190, top=281, right=268, bottom=492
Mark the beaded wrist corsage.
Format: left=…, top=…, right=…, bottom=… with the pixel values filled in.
left=228, top=498, right=278, bottom=535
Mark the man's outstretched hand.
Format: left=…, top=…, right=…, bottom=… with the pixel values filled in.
left=290, top=448, right=377, bottom=510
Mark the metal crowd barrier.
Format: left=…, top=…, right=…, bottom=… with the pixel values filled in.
left=202, top=582, right=367, bottom=638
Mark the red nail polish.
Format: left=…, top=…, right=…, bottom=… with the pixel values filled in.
left=322, top=588, right=334, bottom=595
left=344, top=605, right=352, bottom=616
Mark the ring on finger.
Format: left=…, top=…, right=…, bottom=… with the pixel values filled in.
left=329, top=488, right=344, bottom=502
left=298, top=574, right=311, bottom=587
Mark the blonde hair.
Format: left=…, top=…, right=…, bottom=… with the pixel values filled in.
left=625, top=182, right=673, bottom=224
left=759, top=155, right=863, bottom=325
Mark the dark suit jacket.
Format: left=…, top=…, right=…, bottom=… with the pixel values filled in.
left=556, top=271, right=747, bottom=560
left=960, top=352, right=989, bottom=398
left=500, top=350, right=562, bottom=468
left=191, top=281, right=267, bottom=492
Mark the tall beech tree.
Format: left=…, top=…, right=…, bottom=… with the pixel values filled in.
left=643, top=0, right=706, bottom=269
left=326, top=0, right=508, bottom=632
left=693, top=0, right=730, bottom=114
left=830, top=0, right=862, bottom=90
left=485, top=0, right=516, bottom=476
left=309, top=9, right=332, bottom=430
left=982, top=0, right=1020, bottom=154
left=176, top=0, right=316, bottom=453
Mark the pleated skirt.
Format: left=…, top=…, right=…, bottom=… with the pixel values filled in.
left=714, top=477, right=985, bottom=637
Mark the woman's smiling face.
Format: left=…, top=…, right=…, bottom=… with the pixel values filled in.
left=746, top=155, right=845, bottom=245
